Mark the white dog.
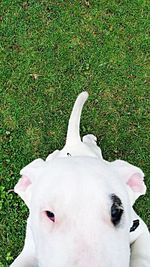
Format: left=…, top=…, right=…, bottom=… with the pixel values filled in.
left=10, top=92, right=150, bottom=267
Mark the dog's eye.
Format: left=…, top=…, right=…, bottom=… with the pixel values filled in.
left=111, top=194, right=123, bottom=226
left=45, top=211, right=55, bottom=222
left=111, top=204, right=123, bottom=226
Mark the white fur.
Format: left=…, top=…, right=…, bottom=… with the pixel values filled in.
left=10, top=92, right=150, bottom=267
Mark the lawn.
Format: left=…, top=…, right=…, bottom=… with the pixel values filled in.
left=0, top=0, right=149, bottom=266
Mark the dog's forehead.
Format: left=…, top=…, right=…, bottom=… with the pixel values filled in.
left=41, top=157, right=114, bottom=186
left=33, top=157, right=126, bottom=205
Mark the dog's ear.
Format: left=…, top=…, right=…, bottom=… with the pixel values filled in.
left=111, top=160, right=146, bottom=205
left=14, top=159, right=45, bottom=208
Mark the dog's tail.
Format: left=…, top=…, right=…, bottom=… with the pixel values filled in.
left=66, top=91, right=89, bottom=146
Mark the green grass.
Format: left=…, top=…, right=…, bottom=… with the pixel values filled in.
left=0, top=0, right=149, bottom=265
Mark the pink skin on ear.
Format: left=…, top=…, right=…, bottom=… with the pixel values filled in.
left=14, top=176, right=32, bottom=207
left=14, top=158, right=45, bottom=207
left=16, top=176, right=32, bottom=191
left=127, top=173, right=145, bottom=193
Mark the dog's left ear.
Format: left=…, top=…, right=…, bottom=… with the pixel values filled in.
left=14, top=159, right=45, bottom=208
left=111, top=160, right=146, bottom=205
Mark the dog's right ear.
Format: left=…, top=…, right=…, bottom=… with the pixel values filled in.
left=14, top=159, right=45, bottom=208
left=111, top=160, right=146, bottom=205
